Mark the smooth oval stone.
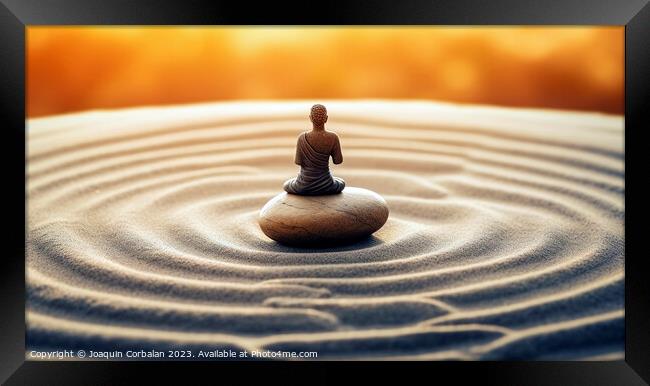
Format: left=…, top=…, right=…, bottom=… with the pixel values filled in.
left=259, top=187, right=389, bottom=246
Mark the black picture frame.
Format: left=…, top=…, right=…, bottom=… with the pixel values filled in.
left=2, top=0, right=648, bottom=384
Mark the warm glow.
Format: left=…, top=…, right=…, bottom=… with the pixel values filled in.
left=27, top=27, right=623, bottom=117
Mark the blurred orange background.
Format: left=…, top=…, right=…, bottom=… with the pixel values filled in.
left=27, top=27, right=623, bottom=117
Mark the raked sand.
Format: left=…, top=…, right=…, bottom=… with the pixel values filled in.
left=26, top=101, right=624, bottom=360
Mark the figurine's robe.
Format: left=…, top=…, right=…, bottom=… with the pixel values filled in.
left=283, top=132, right=345, bottom=195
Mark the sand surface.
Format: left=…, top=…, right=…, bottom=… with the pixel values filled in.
left=26, top=101, right=624, bottom=360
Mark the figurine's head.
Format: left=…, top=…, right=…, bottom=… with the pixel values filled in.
left=310, top=104, right=328, bottom=127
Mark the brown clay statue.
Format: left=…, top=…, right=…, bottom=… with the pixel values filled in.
left=259, top=104, right=389, bottom=246
left=283, top=104, right=345, bottom=195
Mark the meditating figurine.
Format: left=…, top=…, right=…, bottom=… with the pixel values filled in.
left=283, top=104, right=346, bottom=195
left=259, top=104, right=388, bottom=246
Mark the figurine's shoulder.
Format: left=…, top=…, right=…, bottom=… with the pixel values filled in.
left=324, top=130, right=340, bottom=140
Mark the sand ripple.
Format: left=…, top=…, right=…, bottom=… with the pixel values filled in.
left=26, top=101, right=624, bottom=359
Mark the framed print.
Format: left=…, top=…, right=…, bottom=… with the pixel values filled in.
left=1, top=0, right=648, bottom=384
